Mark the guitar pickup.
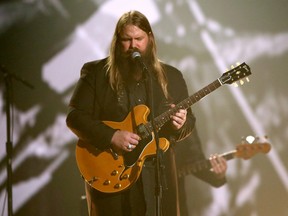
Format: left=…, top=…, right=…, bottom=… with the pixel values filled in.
left=137, top=123, right=150, bottom=139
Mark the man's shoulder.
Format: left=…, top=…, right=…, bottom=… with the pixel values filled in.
left=161, top=62, right=183, bottom=78
left=80, top=57, right=108, bottom=77
left=82, top=57, right=108, bottom=70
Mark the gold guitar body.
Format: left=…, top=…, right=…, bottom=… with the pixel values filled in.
left=76, top=104, right=170, bottom=193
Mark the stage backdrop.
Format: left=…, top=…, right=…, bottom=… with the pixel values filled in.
left=0, top=0, right=287, bottom=216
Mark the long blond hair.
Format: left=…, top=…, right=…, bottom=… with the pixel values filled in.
left=106, top=10, right=169, bottom=99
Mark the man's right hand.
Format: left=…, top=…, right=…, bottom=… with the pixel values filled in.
left=111, top=130, right=140, bottom=152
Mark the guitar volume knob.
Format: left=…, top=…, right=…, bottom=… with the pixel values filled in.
left=121, top=174, right=129, bottom=179
left=103, top=180, right=111, bottom=185
left=111, top=170, right=119, bottom=176
left=114, top=183, right=122, bottom=189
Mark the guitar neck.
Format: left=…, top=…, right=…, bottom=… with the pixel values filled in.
left=139, top=62, right=251, bottom=140
left=178, top=142, right=271, bottom=178
left=221, top=150, right=237, bottom=161
left=151, top=79, right=222, bottom=130
left=177, top=150, right=236, bottom=178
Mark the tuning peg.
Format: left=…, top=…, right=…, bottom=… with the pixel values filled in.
left=240, top=79, right=244, bottom=85
left=232, top=82, right=238, bottom=87
left=246, top=135, right=255, bottom=144
left=231, top=65, right=235, bottom=69
left=236, top=62, right=241, bottom=66
left=246, top=77, right=250, bottom=82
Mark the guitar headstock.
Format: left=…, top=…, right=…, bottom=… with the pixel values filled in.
left=219, top=62, right=251, bottom=86
left=235, top=142, right=271, bottom=160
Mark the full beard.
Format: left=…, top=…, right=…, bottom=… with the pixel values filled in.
left=117, top=45, right=153, bottom=82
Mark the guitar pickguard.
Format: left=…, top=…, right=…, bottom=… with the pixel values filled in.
left=124, top=134, right=154, bottom=167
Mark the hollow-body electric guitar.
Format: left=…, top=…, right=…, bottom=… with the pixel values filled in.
left=177, top=142, right=271, bottom=178
left=76, top=62, right=251, bottom=193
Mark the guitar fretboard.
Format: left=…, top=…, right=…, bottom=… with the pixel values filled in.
left=178, top=151, right=236, bottom=178
left=145, top=79, right=222, bottom=132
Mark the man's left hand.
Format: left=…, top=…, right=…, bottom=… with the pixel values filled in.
left=170, top=104, right=187, bottom=130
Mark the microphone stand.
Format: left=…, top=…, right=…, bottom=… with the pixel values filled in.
left=0, top=65, right=34, bottom=216
left=140, top=62, right=164, bottom=216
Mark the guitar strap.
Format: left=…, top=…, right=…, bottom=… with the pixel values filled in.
left=125, top=84, right=138, bottom=133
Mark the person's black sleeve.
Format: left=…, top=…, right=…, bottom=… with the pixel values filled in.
left=175, top=127, right=227, bottom=187
left=66, top=62, right=117, bottom=150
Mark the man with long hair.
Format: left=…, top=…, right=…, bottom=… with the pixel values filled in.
left=66, top=10, right=227, bottom=216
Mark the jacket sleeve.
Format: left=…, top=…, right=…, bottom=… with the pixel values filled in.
left=160, top=65, right=196, bottom=142
left=175, top=128, right=227, bottom=187
left=66, top=62, right=117, bottom=150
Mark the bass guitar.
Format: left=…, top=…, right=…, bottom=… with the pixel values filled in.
left=178, top=141, right=271, bottom=178
left=76, top=62, right=251, bottom=193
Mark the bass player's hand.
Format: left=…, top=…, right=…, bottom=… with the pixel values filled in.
left=209, top=154, right=227, bottom=179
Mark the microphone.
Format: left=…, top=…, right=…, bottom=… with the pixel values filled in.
left=131, top=51, right=148, bottom=71
left=131, top=51, right=141, bottom=60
